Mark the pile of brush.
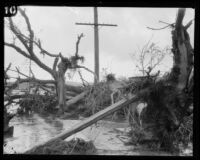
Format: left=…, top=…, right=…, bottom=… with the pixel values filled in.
left=82, top=82, right=113, bottom=116
left=18, top=94, right=57, bottom=115
left=174, top=113, right=193, bottom=147
left=25, top=138, right=96, bottom=155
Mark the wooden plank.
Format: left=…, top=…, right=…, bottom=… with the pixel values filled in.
left=24, top=94, right=139, bottom=153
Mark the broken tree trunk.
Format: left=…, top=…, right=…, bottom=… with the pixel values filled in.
left=56, top=75, right=66, bottom=114
left=65, top=91, right=79, bottom=97
left=64, top=91, right=88, bottom=111
left=65, top=84, right=84, bottom=94
left=171, top=8, right=193, bottom=92
left=24, top=91, right=145, bottom=153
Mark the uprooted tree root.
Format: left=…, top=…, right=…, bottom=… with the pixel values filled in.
left=127, top=80, right=193, bottom=153
left=25, top=138, right=96, bottom=155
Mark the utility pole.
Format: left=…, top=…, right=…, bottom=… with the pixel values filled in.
left=76, top=7, right=117, bottom=83
left=94, top=7, right=99, bottom=84
left=28, top=59, right=31, bottom=93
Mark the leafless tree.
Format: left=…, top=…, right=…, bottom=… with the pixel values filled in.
left=4, top=7, right=95, bottom=114
left=131, top=40, right=171, bottom=77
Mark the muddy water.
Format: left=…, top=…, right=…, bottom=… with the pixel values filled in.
left=3, top=113, right=191, bottom=156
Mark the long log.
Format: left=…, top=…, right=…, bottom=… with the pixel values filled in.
left=24, top=93, right=141, bottom=153
left=64, top=91, right=88, bottom=110
left=65, top=84, right=84, bottom=94
left=65, top=91, right=78, bottom=97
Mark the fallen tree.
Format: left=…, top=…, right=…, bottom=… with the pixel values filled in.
left=65, top=91, right=88, bottom=111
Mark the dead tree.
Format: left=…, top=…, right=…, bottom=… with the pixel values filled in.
left=4, top=7, right=95, bottom=113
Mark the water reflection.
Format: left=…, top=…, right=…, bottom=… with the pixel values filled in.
left=4, top=113, right=64, bottom=153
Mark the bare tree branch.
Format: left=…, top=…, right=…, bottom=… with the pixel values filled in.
left=184, top=19, right=194, bottom=30
left=78, top=69, right=89, bottom=87
left=8, top=68, right=29, bottom=78
left=5, top=63, right=12, bottom=73
left=9, top=29, right=59, bottom=58
left=59, top=52, right=65, bottom=60
left=159, top=20, right=174, bottom=26
left=75, top=33, right=84, bottom=57
left=147, top=21, right=175, bottom=31
left=132, top=39, right=168, bottom=76
left=8, top=17, right=30, bottom=51
left=150, top=53, right=165, bottom=70
left=18, top=8, right=34, bottom=51
left=147, top=25, right=171, bottom=30
left=75, top=65, right=97, bottom=81
left=30, top=66, right=35, bottom=78
left=36, top=42, right=59, bottom=57
left=6, top=7, right=56, bottom=77
left=27, top=48, right=55, bottom=77
left=5, top=42, right=31, bottom=59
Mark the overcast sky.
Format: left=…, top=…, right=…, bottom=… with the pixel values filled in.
left=4, top=7, right=194, bottom=83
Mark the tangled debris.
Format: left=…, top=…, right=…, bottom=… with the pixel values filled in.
left=25, top=138, right=96, bottom=155
left=18, top=94, right=57, bottom=115
left=82, top=82, right=113, bottom=116
left=127, top=78, right=193, bottom=153
left=175, top=113, right=193, bottom=147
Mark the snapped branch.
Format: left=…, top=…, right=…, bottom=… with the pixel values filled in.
left=175, top=8, right=186, bottom=28
left=53, top=57, right=59, bottom=71
left=184, top=19, right=194, bottom=30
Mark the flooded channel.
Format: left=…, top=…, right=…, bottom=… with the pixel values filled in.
left=3, top=113, right=192, bottom=156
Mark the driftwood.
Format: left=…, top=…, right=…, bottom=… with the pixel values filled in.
left=24, top=90, right=145, bottom=153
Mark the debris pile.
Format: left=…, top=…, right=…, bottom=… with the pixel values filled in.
left=25, top=138, right=96, bottom=155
